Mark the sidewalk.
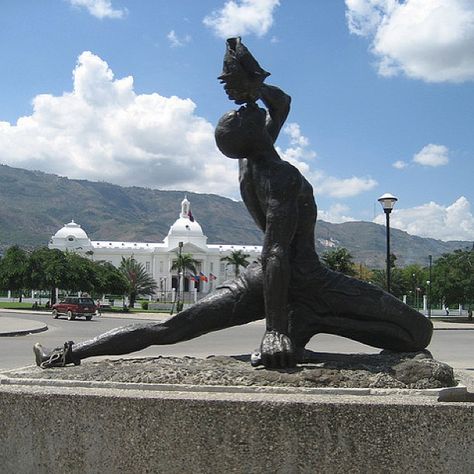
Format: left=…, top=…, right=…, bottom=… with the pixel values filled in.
left=433, top=320, right=474, bottom=330
left=0, top=316, right=48, bottom=337
left=1, top=308, right=474, bottom=336
left=0, top=308, right=170, bottom=336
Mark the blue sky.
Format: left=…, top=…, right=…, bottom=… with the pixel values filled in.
left=0, top=0, right=473, bottom=241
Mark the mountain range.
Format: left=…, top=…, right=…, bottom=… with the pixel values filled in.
left=0, top=164, right=470, bottom=268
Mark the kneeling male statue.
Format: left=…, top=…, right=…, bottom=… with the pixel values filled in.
left=34, top=38, right=432, bottom=370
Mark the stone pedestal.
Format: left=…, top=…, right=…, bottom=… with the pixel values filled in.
left=1, top=354, right=472, bottom=473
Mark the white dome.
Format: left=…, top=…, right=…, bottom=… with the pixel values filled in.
left=164, top=197, right=207, bottom=248
left=168, top=217, right=204, bottom=237
left=49, top=220, right=93, bottom=251
left=53, top=220, right=90, bottom=240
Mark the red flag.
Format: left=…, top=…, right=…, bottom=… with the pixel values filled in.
left=188, top=210, right=195, bottom=222
left=199, top=272, right=208, bottom=282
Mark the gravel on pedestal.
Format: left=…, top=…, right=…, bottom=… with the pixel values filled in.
left=9, top=349, right=457, bottom=389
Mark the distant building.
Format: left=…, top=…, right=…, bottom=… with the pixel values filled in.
left=49, top=197, right=262, bottom=298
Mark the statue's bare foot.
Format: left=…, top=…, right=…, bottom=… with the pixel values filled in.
left=33, top=341, right=80, bottom=369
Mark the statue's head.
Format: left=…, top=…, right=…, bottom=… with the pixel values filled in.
left=215, top=105, right=270, bottom=159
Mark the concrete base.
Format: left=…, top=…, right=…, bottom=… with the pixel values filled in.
left=0, top=380, right=473, bottom=473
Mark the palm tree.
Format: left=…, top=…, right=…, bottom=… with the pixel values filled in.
left=220, top=250, right=250, bottom=277
left=119, top=257, right=157, bottom=309
left=170, top=253, right=199, bottom=276
left=170, top=252, right=199, bottom=312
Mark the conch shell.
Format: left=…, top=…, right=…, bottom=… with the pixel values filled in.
left=218, top=37, right=270, bottom=104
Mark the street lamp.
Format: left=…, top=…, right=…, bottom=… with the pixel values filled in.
left=412, top=273, right=417, bottom=308
left=378, top=193, right=398, bottom=293
left=428, top=254, right=432, bottom=319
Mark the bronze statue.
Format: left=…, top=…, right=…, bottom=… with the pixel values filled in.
left=34, top=38, right=432, bottom=370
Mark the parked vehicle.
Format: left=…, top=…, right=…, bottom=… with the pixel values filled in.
left=52, top=297, right=97, bottom=321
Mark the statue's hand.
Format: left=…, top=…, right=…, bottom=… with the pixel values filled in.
left=222, top=78, right=261, bottom=105
left=223, top=82, right=247, bottom=104
left=251, top=330, right=296, bottom=369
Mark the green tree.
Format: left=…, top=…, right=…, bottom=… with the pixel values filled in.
left=27, top=247, right=49, bottom=292
left=92, top=261, right=128, bottom=297
left=220, top=250, right=250, bottom=277
left=28, top=248, right=129, bottom=302
left=370, top=268, right=403, bottom=296
left=171, top=252, right=199, bottom=276
left=354, top=263, right=373, bottom=282
left=431, top=249, right=474, bottom=308
left=27, top=247, right=68, bottom=304
left=62, top=251, right=96, bottom=294
left=0, top=246, right=29, bottom=301
left=170, top=252, right=199, bottom=312
left=399, top=264, right=428, bottom=307
left=322, top=247, right=356, bottom=276
left=119, top=257, right=157, bottom=308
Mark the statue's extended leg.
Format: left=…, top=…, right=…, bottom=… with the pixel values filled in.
left=289, top=267, right=433, bottom=352
left=34, top=261, right=433, bottom=368
left=68, top=265, right=265, bottom=362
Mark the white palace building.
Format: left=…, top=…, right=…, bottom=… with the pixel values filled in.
left=49, top=197, right=262, bottom=301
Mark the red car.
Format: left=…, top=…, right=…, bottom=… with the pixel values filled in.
left=52, top=297, right=97, bottom=321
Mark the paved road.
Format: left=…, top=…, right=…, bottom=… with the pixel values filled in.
left=0, top=311, right=473, bottom=371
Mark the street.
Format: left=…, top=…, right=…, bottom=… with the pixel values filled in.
left=0, top=311, right=473, bottom=371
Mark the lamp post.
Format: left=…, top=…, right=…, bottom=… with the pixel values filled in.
left=378, top=193, right=398, bottom=293
left=412, top=273, right=417, bottom=308
left=428, top=254, right=432, bottom=319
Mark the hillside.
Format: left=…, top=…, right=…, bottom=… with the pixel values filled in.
left=315, top=220, right=468, bottom=268
left=0, top=164, right=469, bottom=267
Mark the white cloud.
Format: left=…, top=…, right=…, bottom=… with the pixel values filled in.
left=276, top=123, right=377, bottom=198
left=317, top=176, right=378, bottom=198
left=393, top=160, right=408, bottom=169
left=345, top=0, right=474, bottom=82
left=413, top=144, right=449, bottom=167
left=203, top=0, right=280, bottom=38
left=285, top=123, right=310, bottom=148
left=277, top=122, right=316, bottom=166
left=68, top=0, right=127, bottom=19
left=0, top=51, right=238, bottom=197
left=319, top=204, right=356, bottom=224
left=167, top=30, right=192, bottom=48
left=346, top=0, right=397, bottom=36
left=374, top=196, right=474, bottom=241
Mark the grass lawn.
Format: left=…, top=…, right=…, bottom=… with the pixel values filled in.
left=0, top=301, right=170, bottom=314
left=0, top=302, right=49, bottom=310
